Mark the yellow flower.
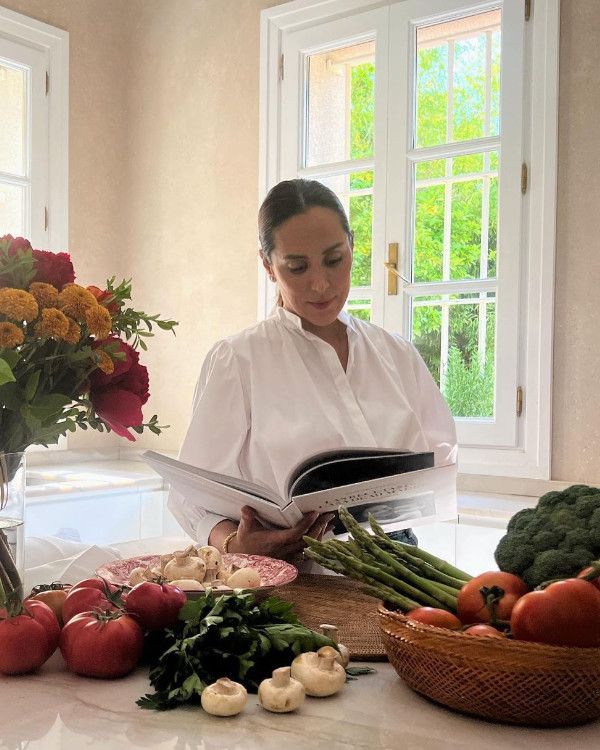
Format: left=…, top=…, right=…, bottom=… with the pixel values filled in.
left=0, top=288, right=39, bottom=322
left=0, top=321, right=24, bottom=348
left=34, top=307, right=70, bottom=339
left=96, top=349, right=115, bottom=375
left=63, top=317, right=81, bottom=345
left=57, top=284, right=98, bottom=321
left=85, top=304, right=112, bottom=339
left=29, top=282, right=59, bottom=309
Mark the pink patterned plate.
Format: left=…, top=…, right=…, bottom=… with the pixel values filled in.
left=96, top=552, right=298, bottom=596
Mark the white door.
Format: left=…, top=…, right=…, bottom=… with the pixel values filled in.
left=385, top=0, right=525, bottom=448
left=280, top=7, right=389, bottom=324
left=278, top=0, right=526, bottom=450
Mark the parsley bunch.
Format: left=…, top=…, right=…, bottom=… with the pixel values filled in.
left=138, top=590, right=335, bottom=711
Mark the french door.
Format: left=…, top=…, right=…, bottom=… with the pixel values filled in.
left=279, top=0, right=525, bottom=449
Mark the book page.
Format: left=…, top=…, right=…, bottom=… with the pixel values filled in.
left=287, top=450, right=434, bottom=498
left=292, top=464, right=457, bottom=532
left=142, top=451, right=284, bottom=506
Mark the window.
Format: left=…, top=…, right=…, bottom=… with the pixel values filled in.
left=1, top=7, right=69, bottom=453
left=260, top=0, right=559, bottom=479
left=0, top=6, right=68, bottom=249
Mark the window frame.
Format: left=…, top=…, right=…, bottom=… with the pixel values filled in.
left=259, top=0, right=559, bottom=481
left=0, top=5, right=69, bottom=250
left=1, top=6, right=69, bottom=453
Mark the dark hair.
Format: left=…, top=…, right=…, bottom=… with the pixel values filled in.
left=258, top=179, right=352, bottom=262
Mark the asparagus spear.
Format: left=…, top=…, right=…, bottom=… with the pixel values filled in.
left=305, top=536, right=452, bottom=609
left=337, top=508, right=458, bottom=610
left=368, top=514, right=472, bottom=582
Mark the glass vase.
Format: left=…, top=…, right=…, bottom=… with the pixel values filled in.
left=0, top=452, right=25, bottom=602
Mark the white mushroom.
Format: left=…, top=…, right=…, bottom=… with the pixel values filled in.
left=258, top=667, right=305, bottom=713
left=217, top=568, right=232, bottom=583
left=201, top=678, right=247, bottom=717
left=226, top=567, right=261, bottom=589
left=320, top=624, right=350, bottom=668
left=168, top=578, right=204, bottom=591
left=164, top=551, right=206, bottom=583
left=159, top=554, right=174, bottom=573
left=128, top=566, right=147, bottom=586
left=290, top=647, right=347, bottom=697
left=197, top=545, right=222, bottom=568
left=203, top=570, right=218, bottom=587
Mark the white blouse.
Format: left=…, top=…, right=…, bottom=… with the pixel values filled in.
left=168, top=307, right=457, bottom=543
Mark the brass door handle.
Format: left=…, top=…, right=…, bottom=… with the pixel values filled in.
left=385, top=243, right=410, bottom=295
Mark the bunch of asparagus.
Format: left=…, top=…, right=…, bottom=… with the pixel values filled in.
left=304, top=506, right=472, bottom=613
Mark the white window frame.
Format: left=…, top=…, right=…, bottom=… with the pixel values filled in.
left=259, top=0, right=559, bottom=481
left=0, top=5, right=69, bottom=250
left=1, top=7, right=69, bottom=452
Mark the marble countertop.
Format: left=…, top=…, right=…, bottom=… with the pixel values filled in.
left=2, top=654, right=600, bottom=750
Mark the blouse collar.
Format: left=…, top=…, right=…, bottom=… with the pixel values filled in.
left=270, top=305, right=356, bottom=335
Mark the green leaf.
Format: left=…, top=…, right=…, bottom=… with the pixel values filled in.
left=1, top=350, right=21, bottom=368
left=0, top=358, right=16, bottom=387
left=24, top=370, right=41, bottom=401
left=28, top=393, right=72, bottom=421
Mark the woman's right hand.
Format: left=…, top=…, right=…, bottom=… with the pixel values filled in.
left=230, top=505, right=334, bottom=559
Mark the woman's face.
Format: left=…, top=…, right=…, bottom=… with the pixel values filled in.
left=264, top=206, right=353, bottom=330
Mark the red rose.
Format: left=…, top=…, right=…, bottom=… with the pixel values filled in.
left=1, top=234, right=32, bottom=254
left=89, top=337, right=150, bottom=441
left=1, top=236, right=75, bottom=289
left=31, top=248, right=75, bottom=289
left=87, top=285, right=120, bottom=315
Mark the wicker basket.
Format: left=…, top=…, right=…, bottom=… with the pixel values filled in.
left=379, top=605, right=600, bottom=727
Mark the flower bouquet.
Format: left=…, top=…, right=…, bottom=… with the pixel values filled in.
left=0, top=234, right=177, bottom=601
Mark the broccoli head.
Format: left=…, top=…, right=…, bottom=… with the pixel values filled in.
left=494, top=532, right=535, bottom=574
left=495, top=483, right=600, bottom=588
left=506, top=507, right=536, bottom=534
left=521, top=548, right=593, bottom=589
left=574, top=494, right=600, bottom=519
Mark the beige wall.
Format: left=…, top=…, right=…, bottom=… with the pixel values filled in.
left=2, top=0, right=598, bottom=480
left=552, top=1, right=600, bottom=483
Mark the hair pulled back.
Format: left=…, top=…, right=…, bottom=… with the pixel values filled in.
left=258, top=179, right=351, bottom=262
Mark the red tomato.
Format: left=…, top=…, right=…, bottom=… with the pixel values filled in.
left=407, top=607, right=462, bottom=630
left=28, top=588, right=70, bottom=627
left=62, top=578, right=121, bottom=624
left=60, top=611, right=144, bottom=678
left=457, top=571, right=529, bottom=625
left=510, top=578, right=600, bottom=647
left=0, top=600, right=60, bottom=674
left=464, top=624, right=506, bottom=638
left=578, top=566, right=600, bottom=591
left=125, top=581, right=186, bottom=630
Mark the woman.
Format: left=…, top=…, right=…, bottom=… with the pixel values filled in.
left=168, top=179, right=457, bottom=558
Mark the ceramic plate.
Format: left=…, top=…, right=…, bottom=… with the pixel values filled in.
left=96, top=552, right=298, bottom=596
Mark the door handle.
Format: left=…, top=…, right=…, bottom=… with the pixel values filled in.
left=385, top=243, right=410, bottom=295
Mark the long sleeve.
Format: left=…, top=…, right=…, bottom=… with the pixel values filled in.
left=167, top=340, right=249, bottom=543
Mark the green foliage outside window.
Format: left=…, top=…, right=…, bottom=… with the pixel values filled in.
left=345, top=34, right=500, bottom=418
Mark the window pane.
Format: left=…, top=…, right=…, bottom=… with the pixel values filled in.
left=413, top=151, right=499, bottom=283
left=415, top=10, right=502, bottom=148
left=412, top=294, right=496, bottom=419
left=446, top=298, right=495, bottom=418
left=412, top=302, right=442, bottom=385
left=450, top=178, right=482, bottom=280
left=319, top=171, right=373, bottom=287
left=414, top=183, right=445, bottom=283
left=0, top=183, right=25, bottom=236
left=305, top=41, right=375, bottom=167
left=0, top=63, right=27, bottom=176
left=347, top=298, right=371, bottom=322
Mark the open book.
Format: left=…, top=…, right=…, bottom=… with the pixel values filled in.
left=142, top=449, right=457, bottom=532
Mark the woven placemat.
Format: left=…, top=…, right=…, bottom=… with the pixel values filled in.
left=271, top=573, right=387, bottom=661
